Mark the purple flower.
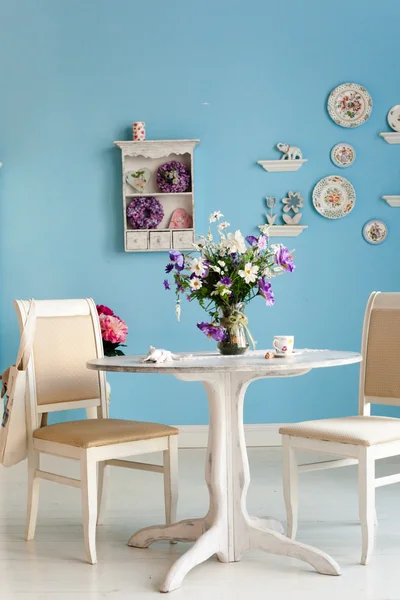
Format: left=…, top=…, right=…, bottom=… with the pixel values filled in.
left=186, top=294, right=192, bottom=302
left=257, top=235, right=268, bottom=250
left=197, top=322, right=227, bottom=342
left=220, top=276, right=232, bottom=286
left=165, top=263, right=174, bottom=274
left=169, top=250, right=185, bottom=271
left=246, top=235, right=258, bottom=247
left=163, top=279, right=170, bottom=290
left=274, top=245, right=295, bottom=272
left=258, top=278, right=275, bottom=306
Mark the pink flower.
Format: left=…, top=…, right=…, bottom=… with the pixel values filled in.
left=100, top=315, right=128, bottom=344
left=96, top=304, right=114, bottom=316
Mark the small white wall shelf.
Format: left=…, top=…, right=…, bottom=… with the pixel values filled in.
left=115, top=139, right=199, bottom=252
left=382, top=195, right=400, bottom=207
left=257, top=159, right=307, bottom=172
left=379, top=132, right=400, bottom=144
left=268, top=225, right=308, bottom=237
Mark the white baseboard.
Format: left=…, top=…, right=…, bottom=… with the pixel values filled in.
left=176, top=424, right=283, bottom=449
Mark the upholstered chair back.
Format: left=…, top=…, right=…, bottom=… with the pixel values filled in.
left=360, top=292, right=400, bottom=412
left=14, top=298, right=107, bottom=432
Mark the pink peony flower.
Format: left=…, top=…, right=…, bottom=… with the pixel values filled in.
left=96, top=304, right=114, bottom=316
left=100, top=315, right=128, bottom=344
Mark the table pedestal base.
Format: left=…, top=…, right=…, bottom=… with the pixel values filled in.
left=128, top=372, right=340, bottom=592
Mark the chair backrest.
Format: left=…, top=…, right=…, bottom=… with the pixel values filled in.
left=14, top=298, right=107, bottom=435
left=359, top=292, right=400, bottom=415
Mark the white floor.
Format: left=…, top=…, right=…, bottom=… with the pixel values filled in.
left=1, top=448, right=399, bottom=599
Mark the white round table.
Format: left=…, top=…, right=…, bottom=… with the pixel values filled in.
left=88, top=349, right=361, bottom=593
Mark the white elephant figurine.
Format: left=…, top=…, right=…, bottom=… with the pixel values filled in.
left=277, top=143, right=303, bottom=161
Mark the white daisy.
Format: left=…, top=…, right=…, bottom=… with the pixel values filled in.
left=238, top=262, right=259, bottom=284
left=217, top=221, right=230, bottom=231
left=191, top=258, right=207, bottom=277
left=190, top=277, right=202, bottom=291
left=209, top=211, right=224, bottom=223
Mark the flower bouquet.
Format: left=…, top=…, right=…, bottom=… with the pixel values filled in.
left=96, top=305, right=128, bottom=357
left=163, top=212, right=295, bottom=355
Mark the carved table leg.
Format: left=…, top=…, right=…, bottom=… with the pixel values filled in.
left=228, top=372, right=340, bottom=575
left=128, top=371, right=340, bottom=593
left=128, top=518, right=206, bottom=548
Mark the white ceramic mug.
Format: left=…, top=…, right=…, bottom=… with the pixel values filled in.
left=273, top=335, right=294, bottom=355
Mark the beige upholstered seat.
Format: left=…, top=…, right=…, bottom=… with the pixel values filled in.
left=280, top=416, right=400, bottom=447
left=33, top=419, right=178, bottom=449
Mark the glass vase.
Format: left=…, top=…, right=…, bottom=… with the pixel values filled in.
left=217, top=303, right=249, bottom=356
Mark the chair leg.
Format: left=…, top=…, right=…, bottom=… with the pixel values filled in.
left=282, top=435, right=298, bottom=539
left=97, top=462, right=108, bottom=526
left=80, top=451, right=98, bottom=565
left=358, top=448, right=375, bottom=565
left=163, top=435, right=179, bottom=527
left=25, top=450, right=40, bottom=541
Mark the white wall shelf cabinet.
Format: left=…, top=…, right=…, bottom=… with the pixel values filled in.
left=268, top=225, right=308, bottom=237
left=379, top=132, right=400, bottom=144
left=115, top=139, right=200, bottom=253
left=382, top=195, right=400, bottom=207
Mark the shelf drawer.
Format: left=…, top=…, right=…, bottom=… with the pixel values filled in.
left=149, top=231, right=171, bottom=250
left=126, top=231, right=148, bottom=251
left=172, top=230, right=194, bottom=249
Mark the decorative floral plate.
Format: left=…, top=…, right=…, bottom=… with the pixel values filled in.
left=363, top=219, right=388, bottom=245
left=312, top=175, right=356, bottom=219
left=328, top=83, right=373, bottom=128
left=387, top=105, right=400, bottom=132
left=330, top=143, right=356, bottom=168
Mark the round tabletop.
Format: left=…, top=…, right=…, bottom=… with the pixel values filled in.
left=87, top=349, right=361, bottom=375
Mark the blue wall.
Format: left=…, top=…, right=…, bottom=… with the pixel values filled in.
left=1, top=0, right=399, bottom=425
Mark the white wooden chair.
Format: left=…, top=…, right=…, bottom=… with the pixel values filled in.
left=15, top=298, right=178, bottom=565
left=280, top=291, right=400, bottom=565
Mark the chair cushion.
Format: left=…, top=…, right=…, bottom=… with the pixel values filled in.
left=279, top=416, right=400, bottom=447
left=33, top=419, right=178, bottom=449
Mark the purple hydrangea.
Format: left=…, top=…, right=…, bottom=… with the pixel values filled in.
left=197, top=322, right=227, bottom=342
left=246, top=235, right=258, bottom=247
left=163, top=280, right=170, bottom=290
left=274, top=245, right=295, bottom=272
left=258, top=278, right=275, bottom=306
left=169, top=250, right=184, bottom=271
left=157, top=161, right=191, bottom=193
left=126, top=197, right=164, bottom=229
